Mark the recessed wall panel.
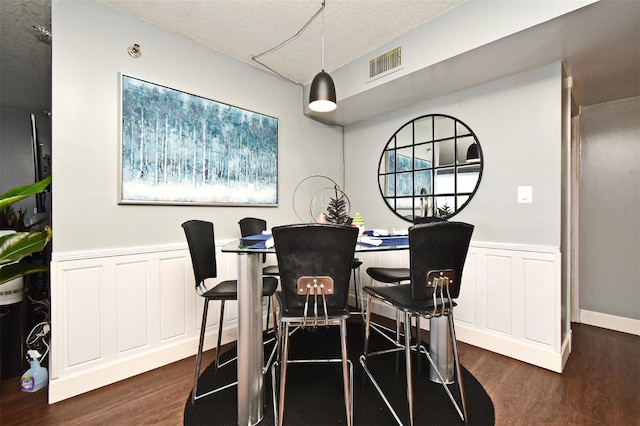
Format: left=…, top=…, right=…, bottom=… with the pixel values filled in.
left=160, top=258, right=187, bottom=340
left=66, top=267, right=102, bottom=366
left=485, top=255, right=511, bottom=334
left=455, top=253, right=476, bottom=324
left=524, top=259, right=555, bottom=345
left=116, top=261, right=148, bottom=352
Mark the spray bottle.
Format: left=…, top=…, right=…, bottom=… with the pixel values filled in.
left=20, top=350, right=48, bottom=393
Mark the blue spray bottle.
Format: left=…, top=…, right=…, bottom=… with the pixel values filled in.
left=20, top=350, right=48, bottom=393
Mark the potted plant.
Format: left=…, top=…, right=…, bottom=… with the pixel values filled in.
left=0, top=176, right=51, bottom=389
left=0, top=176, right=52, bottom=285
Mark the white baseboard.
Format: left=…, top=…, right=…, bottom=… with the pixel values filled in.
left=579, top=309, right=640, bottom=336
left=49, top=325, right=237, bottom=404
left=454, top=323, right=569, bottom=373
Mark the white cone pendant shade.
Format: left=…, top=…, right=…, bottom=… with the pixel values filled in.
left=309, top=70, right=336, bottom=112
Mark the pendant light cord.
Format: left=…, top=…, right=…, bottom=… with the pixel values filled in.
left=321, top=0, right=325, bottom=71
left=252, top=2, right=325, bottom=84
left=252, top=1, right=339, bottom=128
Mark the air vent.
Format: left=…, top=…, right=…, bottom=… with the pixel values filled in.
left=367, top=47, right=402, bottom=82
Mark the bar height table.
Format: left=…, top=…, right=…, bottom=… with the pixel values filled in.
left=221, top=236, right=453, bottom=426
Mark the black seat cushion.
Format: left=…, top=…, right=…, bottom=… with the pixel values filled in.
left=366, top=267, right=410, bottom=283
left=263, top=265, right=280, bottom=276
left=202, top=276, right=278, bottom=301
left=274, top=292, right=350, bottom=320
left=362, top=283, right=456, bottom=313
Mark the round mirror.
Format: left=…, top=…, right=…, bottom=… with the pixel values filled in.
left=377, top=114, right=483, bottom=222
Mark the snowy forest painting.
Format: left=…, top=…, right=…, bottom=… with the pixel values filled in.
left=119, top=75, right=278, bottom=205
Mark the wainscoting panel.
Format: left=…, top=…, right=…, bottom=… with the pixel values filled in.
left=159, top=257, right=188, bottom=341
left=455, top=252, right=477, bottom=325
left=64, top=267, right=102, bottom=367
left=523, top=258, right=556, bottom=346
left=50, top=247, right=238, bottom=403
left=116, top=261, right=149, bottom=352
left=484, top=254, right=512, bottom=335
left=359, top=243, right=567, bottom=373
left=49, top=241, right=566, bottom=403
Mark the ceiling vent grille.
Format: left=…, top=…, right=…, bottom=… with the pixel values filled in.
left=367, top=47, right=402, bottom=82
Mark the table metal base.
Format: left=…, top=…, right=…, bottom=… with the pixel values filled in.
left=237, top=253, right=264, bottom=426
left=429, top=316, right=454, bottom=384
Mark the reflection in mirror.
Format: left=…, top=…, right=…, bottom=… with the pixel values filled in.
left=377, top=114, right=483, bottom=222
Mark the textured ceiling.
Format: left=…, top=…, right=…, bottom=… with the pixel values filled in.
left=96, top=0, right=465, bottom=85
left=0, top=0, right=52, bottom=113
left=1, top=0, right=639, bottom=117
left=0, top=0, right=466, bottom=113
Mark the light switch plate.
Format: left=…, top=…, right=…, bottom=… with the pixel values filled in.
left=517, top=186, right=533, bottom=203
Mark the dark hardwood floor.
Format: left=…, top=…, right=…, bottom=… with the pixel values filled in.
left=1, top=322, right=638, bottom=425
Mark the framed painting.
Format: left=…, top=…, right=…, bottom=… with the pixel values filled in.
left=118, top=74, right=278, bottom=206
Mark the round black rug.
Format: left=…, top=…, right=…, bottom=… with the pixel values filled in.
left=184, top=322, right=494, bottom=425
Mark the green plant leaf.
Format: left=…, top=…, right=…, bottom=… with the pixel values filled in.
left=0, top=176, right=51, bottom=210
left=0, top=228, right=52, bottom=266
left=0, top=263, right=49, bottom=285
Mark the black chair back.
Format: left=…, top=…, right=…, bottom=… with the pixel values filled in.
left=413, top=216, right=446, bottom=225
left=239, top=217, right=267, bottom=237
left=182, top=220, right=218, bottom=287
left=272, top=224, right=358, bottom=312
left=409, top=221, right=474, bottom=300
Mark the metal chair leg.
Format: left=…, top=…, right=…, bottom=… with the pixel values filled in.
left=415, top=316, right=422, bottom=376
left=278, top=322, right=291, bottom=426
left=192, top=298, right=210, bottom=404
left=215, top=300, right=225, bottom=370
left=266, top=295, right=272, bottom=331
left=263, top=295, right=279, bottom=374
left=363, top=295, right=372, bottom=355
left=340, top=320, right=353, bottom=426
left=353, top=264, right=363, bottom=314
left=404, top=312, right=414, bottom=426
left=449, top=314, right=468, bottom=422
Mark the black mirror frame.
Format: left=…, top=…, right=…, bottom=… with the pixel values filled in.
left=377, top=114, right=484, bottom=223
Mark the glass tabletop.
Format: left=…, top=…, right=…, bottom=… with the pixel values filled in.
left=221, top=236, right=409, bottom=254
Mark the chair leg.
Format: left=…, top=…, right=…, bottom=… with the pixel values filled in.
left=415, top=316, right=422, bottom=376
left=278, top=322, right=291, bottom=426
left=276, top=314, right=283, bottom=362
left=353, top=265, right=363, bottom=314
left=266, top=296, right=272, bottom=331
left=271, top=295, right=278, bottom=333
left=404, top=312, right=414, bottom=426
left=395, top=309, right=402, bottom=377
left=340, top=320, right=353, bottom=426
left=215, top=300, right=225, bottom=370
left=449, top=314, right=468, bottom=422
left=363, top=294, right=372, bottom=356
left=263, top=295, right=279, bottom=374
left=192, top=298, right=210, bottom=404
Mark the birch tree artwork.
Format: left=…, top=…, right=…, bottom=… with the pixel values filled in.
left=120, top=75, right=278, bottom=205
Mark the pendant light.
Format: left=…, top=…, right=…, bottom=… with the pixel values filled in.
left=308, top=1, right=336, bottom=112
left=466, top=143, right=480, bottom=163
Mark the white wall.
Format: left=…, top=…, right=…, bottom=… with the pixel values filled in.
left=49, top=0, right=344, bottom=402
left=51, top=0, right=343, bottom=253
left=341, top=62, right=570, bottom=373
left=332, top=0, right=594, bottom=102
left=344, top=62, right=563, bottom=247
left=579, top=96, right=640, bottom=324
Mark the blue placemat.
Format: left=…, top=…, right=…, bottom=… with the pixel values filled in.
left=358, top=235, right=408, bottom=247
left=240, top=233, right=272, bottom=249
